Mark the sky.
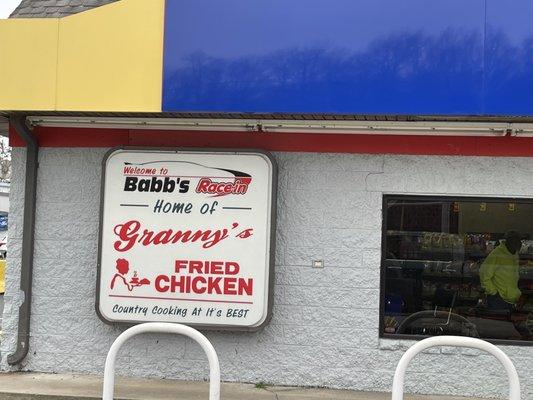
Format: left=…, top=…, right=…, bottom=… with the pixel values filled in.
left=0, top=0, right=20, bottom=18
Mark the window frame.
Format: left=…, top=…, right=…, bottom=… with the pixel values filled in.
left=379, top=193, right=533, bottom=346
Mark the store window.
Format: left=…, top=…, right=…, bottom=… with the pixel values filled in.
left=381, top=195, right=533, bottom=343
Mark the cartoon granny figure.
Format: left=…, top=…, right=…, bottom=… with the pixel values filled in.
left=110, top=258, right=150, bottom=291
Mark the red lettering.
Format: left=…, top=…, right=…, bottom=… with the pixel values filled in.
left=196, top=178, right=211, bottom=192
left=172, top=260, right=241, bottom=274
left=113, top=220, right=141, bottom=252
left=175, top=260, right=188, bottom=273
left=195, top=178, right=249, bottom=195
left=192, top=276, right=207, bottom=294
left=170, top=275, right=189, bottom=292
left=123, top=166, right=157, bottom=175
left=113, top=221, right=231, bottom=251
left=170, top=229, right=228, bottom=249
left=224, top=278, right=237, bottom=295
left=189, top=260, right=203, bottom=274
left=152, top=229, right=173, bottom=245
left=210, top=261, right=223, bottom=274
left=207, top=277, right=222, bottom=294
left=155, top=272, right=252, bottom=296
left=155, top=275, right=169, bottom=292
left=140, top=229, right=154, bottom=246
left=239, top=278, right=253, bottom=295
left=226, top=262, right=240, bottom=275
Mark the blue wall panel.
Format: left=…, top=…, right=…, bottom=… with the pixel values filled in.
left=162, top=0, right=529, bottom=116
left=485, top=0, right=533, bottom=115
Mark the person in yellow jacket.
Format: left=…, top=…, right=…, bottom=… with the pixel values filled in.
left=479, top=231, right=523, bottom=311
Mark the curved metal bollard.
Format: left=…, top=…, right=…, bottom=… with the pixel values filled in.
left=391, top=336, right=520, bottom=400
left=102, top=323, right=220, bottom=400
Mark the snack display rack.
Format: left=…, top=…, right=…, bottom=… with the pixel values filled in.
left=384, top=230, right=533, bottom=339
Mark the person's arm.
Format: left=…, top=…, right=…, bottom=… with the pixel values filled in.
left=119, top=275, right=133, bottom=291
left=479, top=256, right=498, bottom=295
left=110, top=274, right=118, bottom=289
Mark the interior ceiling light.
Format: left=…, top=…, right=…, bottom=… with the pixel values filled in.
left=24, top=116, right=533, bottom=137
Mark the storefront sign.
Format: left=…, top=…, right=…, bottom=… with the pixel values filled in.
left=97, top=149, right=276, bottom=329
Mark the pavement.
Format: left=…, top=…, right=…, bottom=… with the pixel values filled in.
left=0, top=373, right=486, bottom=400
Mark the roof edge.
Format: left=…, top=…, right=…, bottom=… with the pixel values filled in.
left=10, top=0, right=119, bottom=19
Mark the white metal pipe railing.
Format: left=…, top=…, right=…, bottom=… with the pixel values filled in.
left=391, top=336, right=520, bottom=400
left=102, top=323, right=220, bottom=400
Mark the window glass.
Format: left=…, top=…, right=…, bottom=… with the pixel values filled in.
left=382, top=196, right=533, bottom=342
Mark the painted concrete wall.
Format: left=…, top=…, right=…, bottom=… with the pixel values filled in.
left=3, top=147, right=533, bottom=398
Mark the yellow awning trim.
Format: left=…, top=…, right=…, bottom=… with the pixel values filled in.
left=0, top=0, right=165, bottom=113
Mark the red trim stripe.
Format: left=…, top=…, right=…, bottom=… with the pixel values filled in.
left=9, top=124, right=533, bottom=157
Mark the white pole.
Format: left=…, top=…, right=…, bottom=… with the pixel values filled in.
left=102, top=323, right=220, bottom=400
left=391, top=336, right=520, bottom=400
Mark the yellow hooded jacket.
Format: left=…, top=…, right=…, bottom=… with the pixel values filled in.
left=479, top=243, right=521, bottom=304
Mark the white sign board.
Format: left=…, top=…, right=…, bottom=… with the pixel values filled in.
left=97, top=149, right=276, bottom=329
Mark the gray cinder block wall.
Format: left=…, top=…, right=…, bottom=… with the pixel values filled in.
left=3, top=147, right=533, bottom=398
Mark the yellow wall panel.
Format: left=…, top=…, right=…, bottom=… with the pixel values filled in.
left=0, top=19, right=59, bottom=111
left=56, top=0, right=165, bottom=112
